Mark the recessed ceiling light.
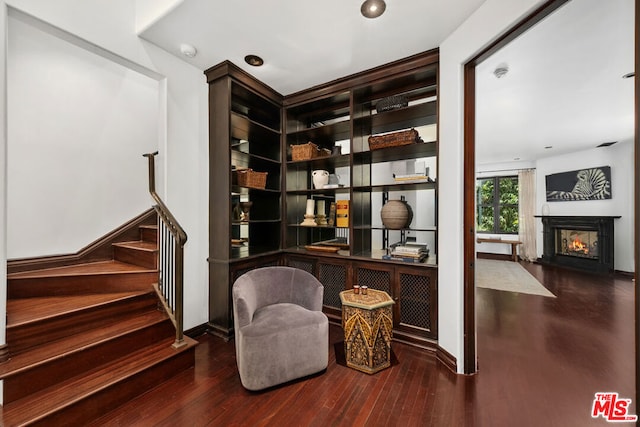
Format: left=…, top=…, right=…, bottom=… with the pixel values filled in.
left=180, top=43, right=197, bottom=58
left=622, top=72, right=635, bottom=79
left=361, top=0, right=386, bottom=18
left=245, top=55, right=264, bottom=67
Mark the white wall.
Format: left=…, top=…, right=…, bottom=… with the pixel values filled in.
left=439, top=0, right=547, bottom=373
left=536, top=140, right=635, bottom=272
left=7, top=13, right=159, bottom=258
left=0, top=0, right=209, bottom=332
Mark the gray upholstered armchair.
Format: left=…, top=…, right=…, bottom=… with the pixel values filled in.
left=232, top=266, right=329, bottom=391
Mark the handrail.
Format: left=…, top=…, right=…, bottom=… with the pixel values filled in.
left=143, top=151, right=188, bottom=349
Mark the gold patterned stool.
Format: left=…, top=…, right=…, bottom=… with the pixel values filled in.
left=340, top=289, right=394, bottom=374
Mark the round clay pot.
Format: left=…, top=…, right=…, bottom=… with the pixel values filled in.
left=380, top=200, right=413, bottom=229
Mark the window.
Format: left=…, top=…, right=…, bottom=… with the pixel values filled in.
left=476, top=176, right=519, bottom=234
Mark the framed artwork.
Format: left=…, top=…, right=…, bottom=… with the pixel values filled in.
left=545, top=166, right=611, bottom=202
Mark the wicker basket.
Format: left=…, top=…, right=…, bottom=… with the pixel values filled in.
left=291, top=142, right=330, bottom=161
left=236, top=168, right=268, bottom=189
left=368, top=128, right=422, bottom=151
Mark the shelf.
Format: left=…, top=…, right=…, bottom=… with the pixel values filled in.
left=232, top=219, right=281, bottom=225
left=285, top=188, right=350, bottom=195
left=354, top=101, right=437, bottom=136
left=353, top=142, right=437, bottom=163
left=231, top=149, right=281, bottom=166
left=353, top=225, right=437, bottom=232
left=286, top=119, right=350, bottom=146
left=231, top=186, right=281, bottom=194
left=231, top=246, right=282, bottom=260
left=286, top=153, right=351, bottom=169
left=231, top=82, right=281, bottom=131
left=352, top=249, right=438, bottom=268
left=231, top=111, right=281, bottom=137
left=352, top=182, right=437, bottom=192
left=287, top=223, right=348, bottom=229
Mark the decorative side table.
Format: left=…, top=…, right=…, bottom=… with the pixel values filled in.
left=339, top=289, right=394, bottom=374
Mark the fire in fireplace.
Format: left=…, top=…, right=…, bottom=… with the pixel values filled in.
left=536, top=215, right=620, bottom=274
left=556, top=229, right=598, bottom=259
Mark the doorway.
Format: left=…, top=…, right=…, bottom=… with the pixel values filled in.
left=463, top=0, right=638, bottom=389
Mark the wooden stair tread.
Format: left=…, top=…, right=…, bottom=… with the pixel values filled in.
left=112, top=241, right=158, bottom=251
left=8, top=260, right=155, bottom=279
left=0, top=310, right=169, bottom=378
left=0, top=336, right=198, bottom=425
left=7, top=291, right=154, bottom=327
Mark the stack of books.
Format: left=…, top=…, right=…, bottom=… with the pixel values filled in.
left=384, top=243, right=429, bottom=263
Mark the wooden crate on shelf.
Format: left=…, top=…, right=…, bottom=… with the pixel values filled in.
left=368, top=128, right=422, bottom=150
left=235, top=168, right=268, bottom=189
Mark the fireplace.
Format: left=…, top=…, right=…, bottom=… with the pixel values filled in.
left=536, top=215, right=620, bottom=273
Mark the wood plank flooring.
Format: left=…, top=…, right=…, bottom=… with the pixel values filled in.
left=92, top=262, right=635, bottom=427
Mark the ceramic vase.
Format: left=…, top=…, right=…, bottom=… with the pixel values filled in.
left=312, top=170, right=330, bottom=189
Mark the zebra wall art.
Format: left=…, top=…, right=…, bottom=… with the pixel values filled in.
left=545, top=166, right=611, bottom=201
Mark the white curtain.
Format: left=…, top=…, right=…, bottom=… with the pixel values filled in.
left=518, top=169, right=537, bottom=262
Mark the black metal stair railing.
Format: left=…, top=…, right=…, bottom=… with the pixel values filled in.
left=143, top=151, right=188, bottom=349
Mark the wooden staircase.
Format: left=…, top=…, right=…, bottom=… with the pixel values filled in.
left=0, top=224, right=197, bottom=426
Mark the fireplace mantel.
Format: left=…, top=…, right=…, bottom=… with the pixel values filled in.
left=536, top=215, right=620, bottom=273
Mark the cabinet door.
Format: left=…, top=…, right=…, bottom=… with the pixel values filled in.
left=317, top=258, right=350, bottom=317
left=395, top=265, right=438, bottom=340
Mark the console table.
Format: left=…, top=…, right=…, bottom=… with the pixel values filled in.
left=340, top=289, right=394, bottom=374
left=476, top=237, right=522, bottom=262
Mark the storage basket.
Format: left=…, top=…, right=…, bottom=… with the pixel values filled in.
left=368, top=128, right=422, bottom=150
left=291, top=142, right=330, bottom=161
left=236, top=168, right=268, bottom=189
left=376, top=94, right=408, bottom=113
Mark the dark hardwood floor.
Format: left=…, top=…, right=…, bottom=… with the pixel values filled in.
left=92, top=262, right=635, bottom=427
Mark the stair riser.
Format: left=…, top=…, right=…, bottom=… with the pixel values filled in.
left=8, top=271, right=158, bottom=298
left=4, top=319, right=175, bottom=403
left=140, top=227, right=158, bottom=244
left=114, top=246, right=158, bottom=269
left=7, top=293, right=158, bottom=355
left=29, top=348, right=195, bottom=427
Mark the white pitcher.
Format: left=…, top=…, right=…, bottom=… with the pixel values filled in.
left=312, top=170, right=330, bottom=189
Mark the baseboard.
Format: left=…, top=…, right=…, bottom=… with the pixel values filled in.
left=436, top=345, right=458, bottom=374
left=185, top=323, right=209, bottom=339
left=206, top=322, right=234, bottom=342
left=7, top=209, right=156, bottom=274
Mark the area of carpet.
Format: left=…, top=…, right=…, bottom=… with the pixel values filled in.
left=476, top=258, right=556, bottom=298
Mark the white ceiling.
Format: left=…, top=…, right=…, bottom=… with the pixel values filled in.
left=138, top=0, right=486, bottom=94
left=139, top=0, right=635, bottom=164
left=476, top=0, right=635, bottom=165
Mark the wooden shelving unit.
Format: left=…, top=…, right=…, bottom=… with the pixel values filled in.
left=205, top=51, right=440, bottom=346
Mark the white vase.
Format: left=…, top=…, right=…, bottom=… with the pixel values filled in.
left=312, top=170, right=329, bottom=189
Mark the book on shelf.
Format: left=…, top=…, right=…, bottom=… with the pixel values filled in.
left=336, top=200, right=349, bottom=227
left=392, top=174, right=433, bottom=183
left=383, top=253, right=427, bottom=263
left=388, top=242, right=429, bottom=263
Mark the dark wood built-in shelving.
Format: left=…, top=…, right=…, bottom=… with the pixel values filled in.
left=205, top=50, right=440, bottom=347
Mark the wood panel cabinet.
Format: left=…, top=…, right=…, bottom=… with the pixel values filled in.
left=283, top=253, right=437, bottom=342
